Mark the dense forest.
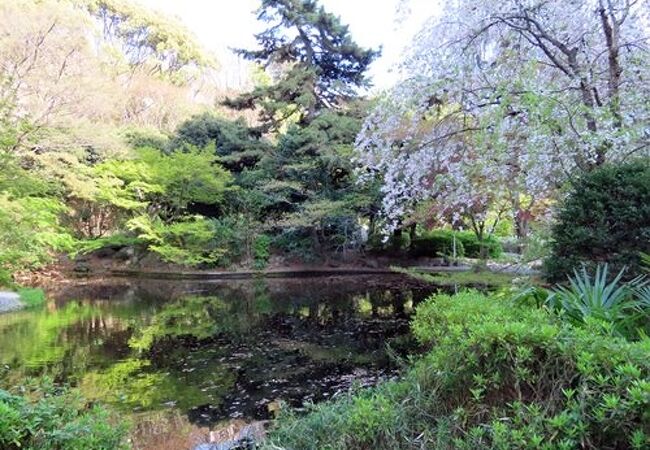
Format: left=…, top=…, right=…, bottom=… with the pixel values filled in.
left=1, top=0, right=649, bottom=449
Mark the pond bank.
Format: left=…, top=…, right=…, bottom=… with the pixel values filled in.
left=108, top=266, right=470, bottom=280
left=0, top=291, right=22, bottom=313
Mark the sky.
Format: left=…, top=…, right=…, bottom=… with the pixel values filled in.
left=137, top=0, right=441, bottom=91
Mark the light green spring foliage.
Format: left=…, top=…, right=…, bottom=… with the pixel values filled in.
left=77, top=147, right=233, bottom=265
left=128, top=215, right=225, bottom=266
left=262, top=291, right=650, bottom=450
left=0, top=152, right=75, bottom=280
left=93, top=146, right=232, bottom=216
left=0, top=193, right=75, bottom=277
left=80, top=0, right=214, bottom=76
left=16, top=288, right=46, bottom=308
left=0, top=378, right=130, bottom=450
left=137, top=146, right=232, bottom=215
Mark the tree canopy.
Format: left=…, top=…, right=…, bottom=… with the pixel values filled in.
left=225, top=0, right=379, bottom=131
left=355, top=0, right=650, bottom=238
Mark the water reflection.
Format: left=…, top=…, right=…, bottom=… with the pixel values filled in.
left=0, top=276, right=435, bottom=425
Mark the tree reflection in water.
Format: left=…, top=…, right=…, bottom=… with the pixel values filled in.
left=0, top=275, right=437, bottom=427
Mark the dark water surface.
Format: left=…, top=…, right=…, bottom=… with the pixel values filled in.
left=0, top=275, right=436, bottom=428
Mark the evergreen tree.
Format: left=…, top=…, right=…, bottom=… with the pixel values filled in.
left=225, top=0, right=379, bottom=132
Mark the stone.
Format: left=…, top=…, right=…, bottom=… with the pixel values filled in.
left=0, top=292, right=23, bottom=313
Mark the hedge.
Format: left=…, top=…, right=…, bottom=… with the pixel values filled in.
left=411, top=230, right=502, bottom=259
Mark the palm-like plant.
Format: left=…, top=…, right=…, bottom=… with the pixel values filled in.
left=546, top=264, right=648, bottom=337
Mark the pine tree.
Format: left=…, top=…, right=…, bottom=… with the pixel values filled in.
left=225, top=0, right=379, bottom=132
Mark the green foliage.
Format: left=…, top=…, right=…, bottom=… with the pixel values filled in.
left=545, top=160, right=650, bottom=282
left=137, top=147, right=233, bottom=217
left=128, top=215, right=223, bottom=267
left=457, top=231, right=503, bottom=259
left=411, top=229, right=502, bottom=259
left=226, top=0, right=378, bottom=131
left=546, top=264, right=649, bottom=339
left=122, top=127, right=169, bottom=151
left=0, top=192, right=76, bottom=275
left=392, top=266, right=516, bottom=288
left=172, top=113, right=269, bottom=173
left=17, top=287, right=46, bottom=308
left=253, top=234, right=272, bottom=269
left=76, top=234, right=143, bottom=256
left=262, top=291, right=650, bottom=450
left=0, top=379, right=129, bottom=450
left=410, top=230, right=465, bottom=258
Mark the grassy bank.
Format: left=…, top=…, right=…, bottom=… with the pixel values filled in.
left=16, top=287, right=46, bottom=308
left=391, top=266, right=517, bottom=287
left=261, top=291, right=650, bottom=450
left=0, top=379, right=129, bottom=449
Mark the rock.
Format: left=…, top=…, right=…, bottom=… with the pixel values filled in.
left=0, top=292, right=23, bottom=313
left=114, top=246, right=135, bottom=261
left=73, top=262, right=91, bottom=274
left=194, top=421, right=266, bottom=450
left=364, top=259, right=380, bottom=269
left=194, top=437, right=255, bottom=450
left=92, top=246, right=118, bottom=258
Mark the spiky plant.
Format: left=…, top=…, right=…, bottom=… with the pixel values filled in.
left=547, top=264, right=647, bottom=338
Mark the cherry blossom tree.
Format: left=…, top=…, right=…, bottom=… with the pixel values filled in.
left=356, top=0, right=650, bottom=239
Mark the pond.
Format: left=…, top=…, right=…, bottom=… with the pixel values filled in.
left=0, top=275, right=438, bottom=447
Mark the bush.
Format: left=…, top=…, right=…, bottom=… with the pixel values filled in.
left=411, top=230, right=502, bottom=259
left=410, top=230, right=465, bottom=258
left=456, top=232, right=502, bottom=259
left=0, top=379, right=129, bottom=450
left=128, top=215, right=226, bottom=267
left=17, top=287, right=46, bottom=308
left=544, top=160, right=650, bottom=282
left=262, top=292, right=650, bottom=450
left=253, top=234, right=272, bottom=269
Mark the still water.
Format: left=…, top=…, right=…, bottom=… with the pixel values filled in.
left=0, top=275, right=436, bottom=444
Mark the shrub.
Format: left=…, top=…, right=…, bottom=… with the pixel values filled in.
left=262, top=291, right=650, bottom=450
left=253, top=234, right=272, bottom=269
left=544, top=160, right=650, bottom=282
left=17, top=287, right=46, bottom=308
left=0, top=379, right=129, bottom=450
left=410, top=230, right=465, bottom=258
left=411, top=230, right=502, bottom=259
left=456, top=231, right=502, bottom=259
left=128, top=215, right=225, bottom=267
left=545, top=264, right=649, bottom=339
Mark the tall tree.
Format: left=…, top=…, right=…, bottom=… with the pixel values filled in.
left=356, top=0, right=650, bottom=236
left=221, top=0, right=380, bottom=254
left=225, top=0, right=379, bottom=132
left=81, top=0, right=214, bottom=77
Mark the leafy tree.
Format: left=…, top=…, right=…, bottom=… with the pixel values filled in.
left=219, top=0, right=380, bottom=254
left=80, top=0, right=214, bottom=76
left=356, top=0, right=650, bottom=240
left=172, top=113, right=271, bottom=173
left=255, top=109, right=374, bottom=251
left=0, top=151, right=74, bottom=281
left=225, top=0, right=379, bottom=132
left=137, top=147, right=232, bottom=219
